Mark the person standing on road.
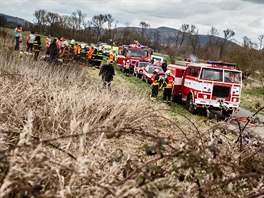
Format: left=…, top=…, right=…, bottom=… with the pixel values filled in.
left=14, top=25, right=22, bottom=50
left=151, top=69, right=161, bottom=98
left=99, top=61, right=115, bottom=90
left=163, top=70, right=174, bottom=104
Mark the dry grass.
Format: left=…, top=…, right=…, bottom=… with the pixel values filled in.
left=0, top=37, right=264, bottom=198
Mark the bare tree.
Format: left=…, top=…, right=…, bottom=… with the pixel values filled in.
left=218, top=28, right=235, bottom=58
left=258, top=34, right=264, bottom=50
left=204, top=26, right=219, bottom=59
left=139, top=21, right=150, bottom=45
left=105, top=14, right=114, bottom=43
left=45, top=12, right=60, bottom=35
left=33, top=9, right=47, bottom=33
left=153, top=29, right=161, bottom=51
left=91, top=14, right=109, bottom=42
left=187, top=24, right=200, bottom=54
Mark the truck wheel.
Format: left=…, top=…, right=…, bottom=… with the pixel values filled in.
left=222, top=109, right=233, bottom=118
left=186, top=94, right=196, bottom=114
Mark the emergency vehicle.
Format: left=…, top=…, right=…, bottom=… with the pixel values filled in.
left=117, top=45, right=151, bottom=73
left=167, top=61, right=242, bottom=116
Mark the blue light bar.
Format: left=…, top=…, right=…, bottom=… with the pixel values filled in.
left=207, top=61, right=236, bottom=67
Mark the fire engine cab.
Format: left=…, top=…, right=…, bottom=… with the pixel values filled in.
left=167, top=61, right=242, bottom=116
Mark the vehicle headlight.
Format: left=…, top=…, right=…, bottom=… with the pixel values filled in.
left=233, top=98, right=237, bottom=102
left=203, top=95, right=207, bottom=99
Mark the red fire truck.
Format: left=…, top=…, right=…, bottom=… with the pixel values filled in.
left=167, top=61, right=242, bottom=116
left=116, top=46, right=151, bottom=72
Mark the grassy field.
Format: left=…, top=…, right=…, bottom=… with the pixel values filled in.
left=1, top=32, right=264, bottom=197
left=241, top=81, right=264, bottom=114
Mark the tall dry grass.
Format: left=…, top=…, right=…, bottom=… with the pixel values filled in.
left=0, top=37, right=264, bottom=197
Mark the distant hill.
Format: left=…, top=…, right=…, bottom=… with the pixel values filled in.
left=115, top=26, right=235, bottom=47
left=1, top=13, right=235, bottom=47
left=0, top=13, right=30, bottom=25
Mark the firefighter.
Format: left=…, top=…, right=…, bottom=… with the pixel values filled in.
left=14, top=25, right=22, bottom=50
left=163, top=70, right=174, bottom=104
left=124, top=60, right=130, bottom=76
left=33, top=35, right=42, bottom=60
left=45, top=34, right=52, bottom=55
left=108, top=53, right=114, bottom=62
left=151, top=69, right=161, bottom=98
left=26, top=31, right=35, bottom=53
left=92, top=49, right=103, bottom=67
left=73, top=43, right=81, bottom=60
left=48, top=39, right=59, bottom=63
left=99, top=61, right=115, bottom=90
left=45, top=34, right=51, bottom=48
left=161, top=60, right=167, bottom=72
left=87, top=47, right=95, bottom=65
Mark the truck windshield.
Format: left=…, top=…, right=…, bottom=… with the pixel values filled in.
left=139, top=62, right=148, bottom=67
left=201, top=68, right=223, bottom=81
left=224, top=71, right=241, bottom=83
left=127, top=49, right=145, bottom=57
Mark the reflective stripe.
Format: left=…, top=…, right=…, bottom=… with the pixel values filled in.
left=166, top=76, right=174, bottom=88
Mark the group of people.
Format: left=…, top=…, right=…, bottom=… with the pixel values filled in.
left=150, top=69, right=174, bottom=104
left=14, top=26, right=173, bottom=101
left=14, top=25, right=108, bottom=65
left=14, top=26, right=42, bottom=60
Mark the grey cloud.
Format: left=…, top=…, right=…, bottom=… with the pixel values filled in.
left=1, top=0, right=262, bottom=43
left=241, top=0, right=264, bottom=4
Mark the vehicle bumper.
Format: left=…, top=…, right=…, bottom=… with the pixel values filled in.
left=195, top=98, right=239, bottom=109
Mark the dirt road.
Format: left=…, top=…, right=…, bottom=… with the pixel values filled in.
left=233, top=107, right=264, bottom=138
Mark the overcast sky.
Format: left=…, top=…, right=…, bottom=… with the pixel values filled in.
left=1, top=0, right=263, bottom=44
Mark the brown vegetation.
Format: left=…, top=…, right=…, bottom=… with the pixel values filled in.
left=0, top=36, right=264, bottom=197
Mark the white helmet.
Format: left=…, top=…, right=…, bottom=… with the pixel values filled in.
left=154, top=69, right=159, bottom=73
left=165, top=70, right=171, bottom=75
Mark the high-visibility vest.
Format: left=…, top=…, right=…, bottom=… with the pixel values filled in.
left=77, top=46, right=81, bottom=54
left=26, top=34, right=35, bottom=44
left=33, top=40, right=41, bottom=51
left=46, top=38, right=51, bottom=47
left=73, top=45, right=81, bottom=54
left=109, top=54, right=114, bottom=61
left=165, top=76, right=174, bottom=88
left=15, top=27, right=22, bottom=37
left=87, top=49, right=94, bottom=59
left=151, top=74, right=156, bottom=83
left=152, top=74, right=160, bottom=86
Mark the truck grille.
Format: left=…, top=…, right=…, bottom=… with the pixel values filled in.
left=212, top=86, right=230, bottom=98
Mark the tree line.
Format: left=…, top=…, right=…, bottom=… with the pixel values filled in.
left=30, top=9, right=264, bottom=83
left=0, top=9, right=263, bottom=84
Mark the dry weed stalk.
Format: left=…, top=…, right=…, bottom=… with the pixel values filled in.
left=0, top=47, right=263, bottom=198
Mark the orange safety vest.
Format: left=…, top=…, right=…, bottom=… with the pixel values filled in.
left=151, top=74, right=156, bottom=83
left=87, top=49, right=95, bottom=59
left=109, top=54, right=114, bottom=61
left=46, top=38, right=51, bottom=47
left=74, top=45, right=81, bottom=54
left=165, top=76, right=174, bottom=88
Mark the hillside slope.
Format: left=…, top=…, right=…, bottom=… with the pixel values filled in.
left=0, top=45, right=263, bottom=197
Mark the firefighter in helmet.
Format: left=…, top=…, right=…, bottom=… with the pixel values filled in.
left=163, top=70, right=174, bottom=104
left=151, top=68, right=161, bottom=98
